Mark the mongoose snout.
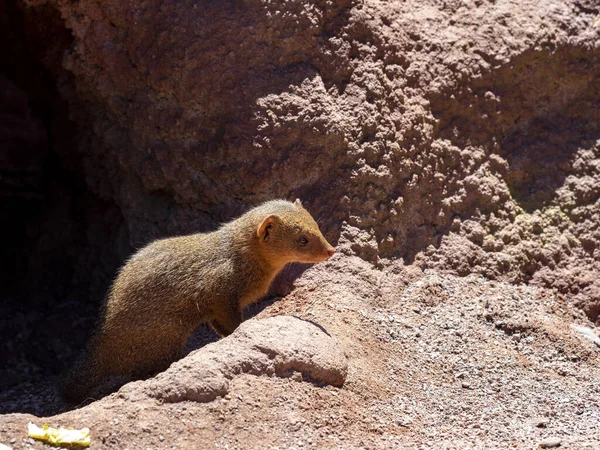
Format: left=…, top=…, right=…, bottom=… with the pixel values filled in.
left=61, top=198, right=334, bottom=404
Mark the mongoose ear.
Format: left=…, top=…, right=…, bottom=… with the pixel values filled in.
left=294, top=198, right=303, bottom=207
left=258, top=215, right=276, bottom=242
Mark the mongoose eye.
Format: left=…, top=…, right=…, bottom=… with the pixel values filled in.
left=298, top=236, right=309, bottom=245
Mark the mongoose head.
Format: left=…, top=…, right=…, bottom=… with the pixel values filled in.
left=256, top=199, right=335, bottom=266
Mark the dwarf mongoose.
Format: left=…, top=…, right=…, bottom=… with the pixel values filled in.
left=61, top=199, right=335, bottom=403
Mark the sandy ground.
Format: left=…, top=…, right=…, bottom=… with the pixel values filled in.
left=1, top=255, right=599, bottom=449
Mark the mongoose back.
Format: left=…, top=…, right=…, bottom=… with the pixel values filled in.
left=61, top=199, right=335, bottom=404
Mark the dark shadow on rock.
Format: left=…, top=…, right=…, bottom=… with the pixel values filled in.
left=244, top=262, right=313, bottom=320
left=411, top=45, right=600, bottom=260
left=183, top=324, right=221, bottom=355
left=0, top=0, right=353, bottom=415
left=0, top=378, right=67, bottom=417
left=501, top=113, right=600, bottom=213
left=431, top=46, right=600, bottom=211
left=0, top=0, right=129, bottom=415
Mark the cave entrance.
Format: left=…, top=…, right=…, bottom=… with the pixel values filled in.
left=0, top=0, right=126, bottom=413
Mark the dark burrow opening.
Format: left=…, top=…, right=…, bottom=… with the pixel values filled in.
left=0, top=2, right=301, bottom=414
left=0, top=0, right=129, bottom=414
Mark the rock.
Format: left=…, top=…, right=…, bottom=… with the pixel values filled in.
left=532, top=418, right=549, bottom=428
left=14, top=0, right=600, bottom=315
left=571, top=324, right=600, bottom=347
left=539, top=437, right=562, bottom=448
left=120, top=316, right=347, bottom=403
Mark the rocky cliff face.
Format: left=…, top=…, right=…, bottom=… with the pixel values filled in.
left=5, top=0, right=599, bottom=318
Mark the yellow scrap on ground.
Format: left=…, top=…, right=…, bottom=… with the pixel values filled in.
left=27, top=422, right=91, bottom=447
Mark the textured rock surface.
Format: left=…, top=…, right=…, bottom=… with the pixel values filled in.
left=123, top=316, right=348, bottom=403
left=6, top=0, right=599, bottom=319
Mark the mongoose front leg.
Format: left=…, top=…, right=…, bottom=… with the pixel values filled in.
left=210, top=302, right=242, bottom=337
left=210, top=320, right=231, bottom=337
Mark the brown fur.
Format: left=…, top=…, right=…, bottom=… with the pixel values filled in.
left=60, top=199, right=334, bottom=404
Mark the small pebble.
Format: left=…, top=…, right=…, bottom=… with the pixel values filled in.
left=533, top=418, right=549, bottom=428
left=397, top=416, right=412, bottom=427
left=539, top=437, right=561, bottom=448
left=461, top=381, right=471, bottom=389
left=291, top=372, right=303, bottom=382
left=571, top=324, right=600, bottom=347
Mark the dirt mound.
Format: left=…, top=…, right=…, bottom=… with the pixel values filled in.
left=1, top=258, right=599, bottom=448
left=127, top=315, right=348, bottom=404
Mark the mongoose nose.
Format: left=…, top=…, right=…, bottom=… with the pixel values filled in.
left=327, top=248, right=336, bottom=257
